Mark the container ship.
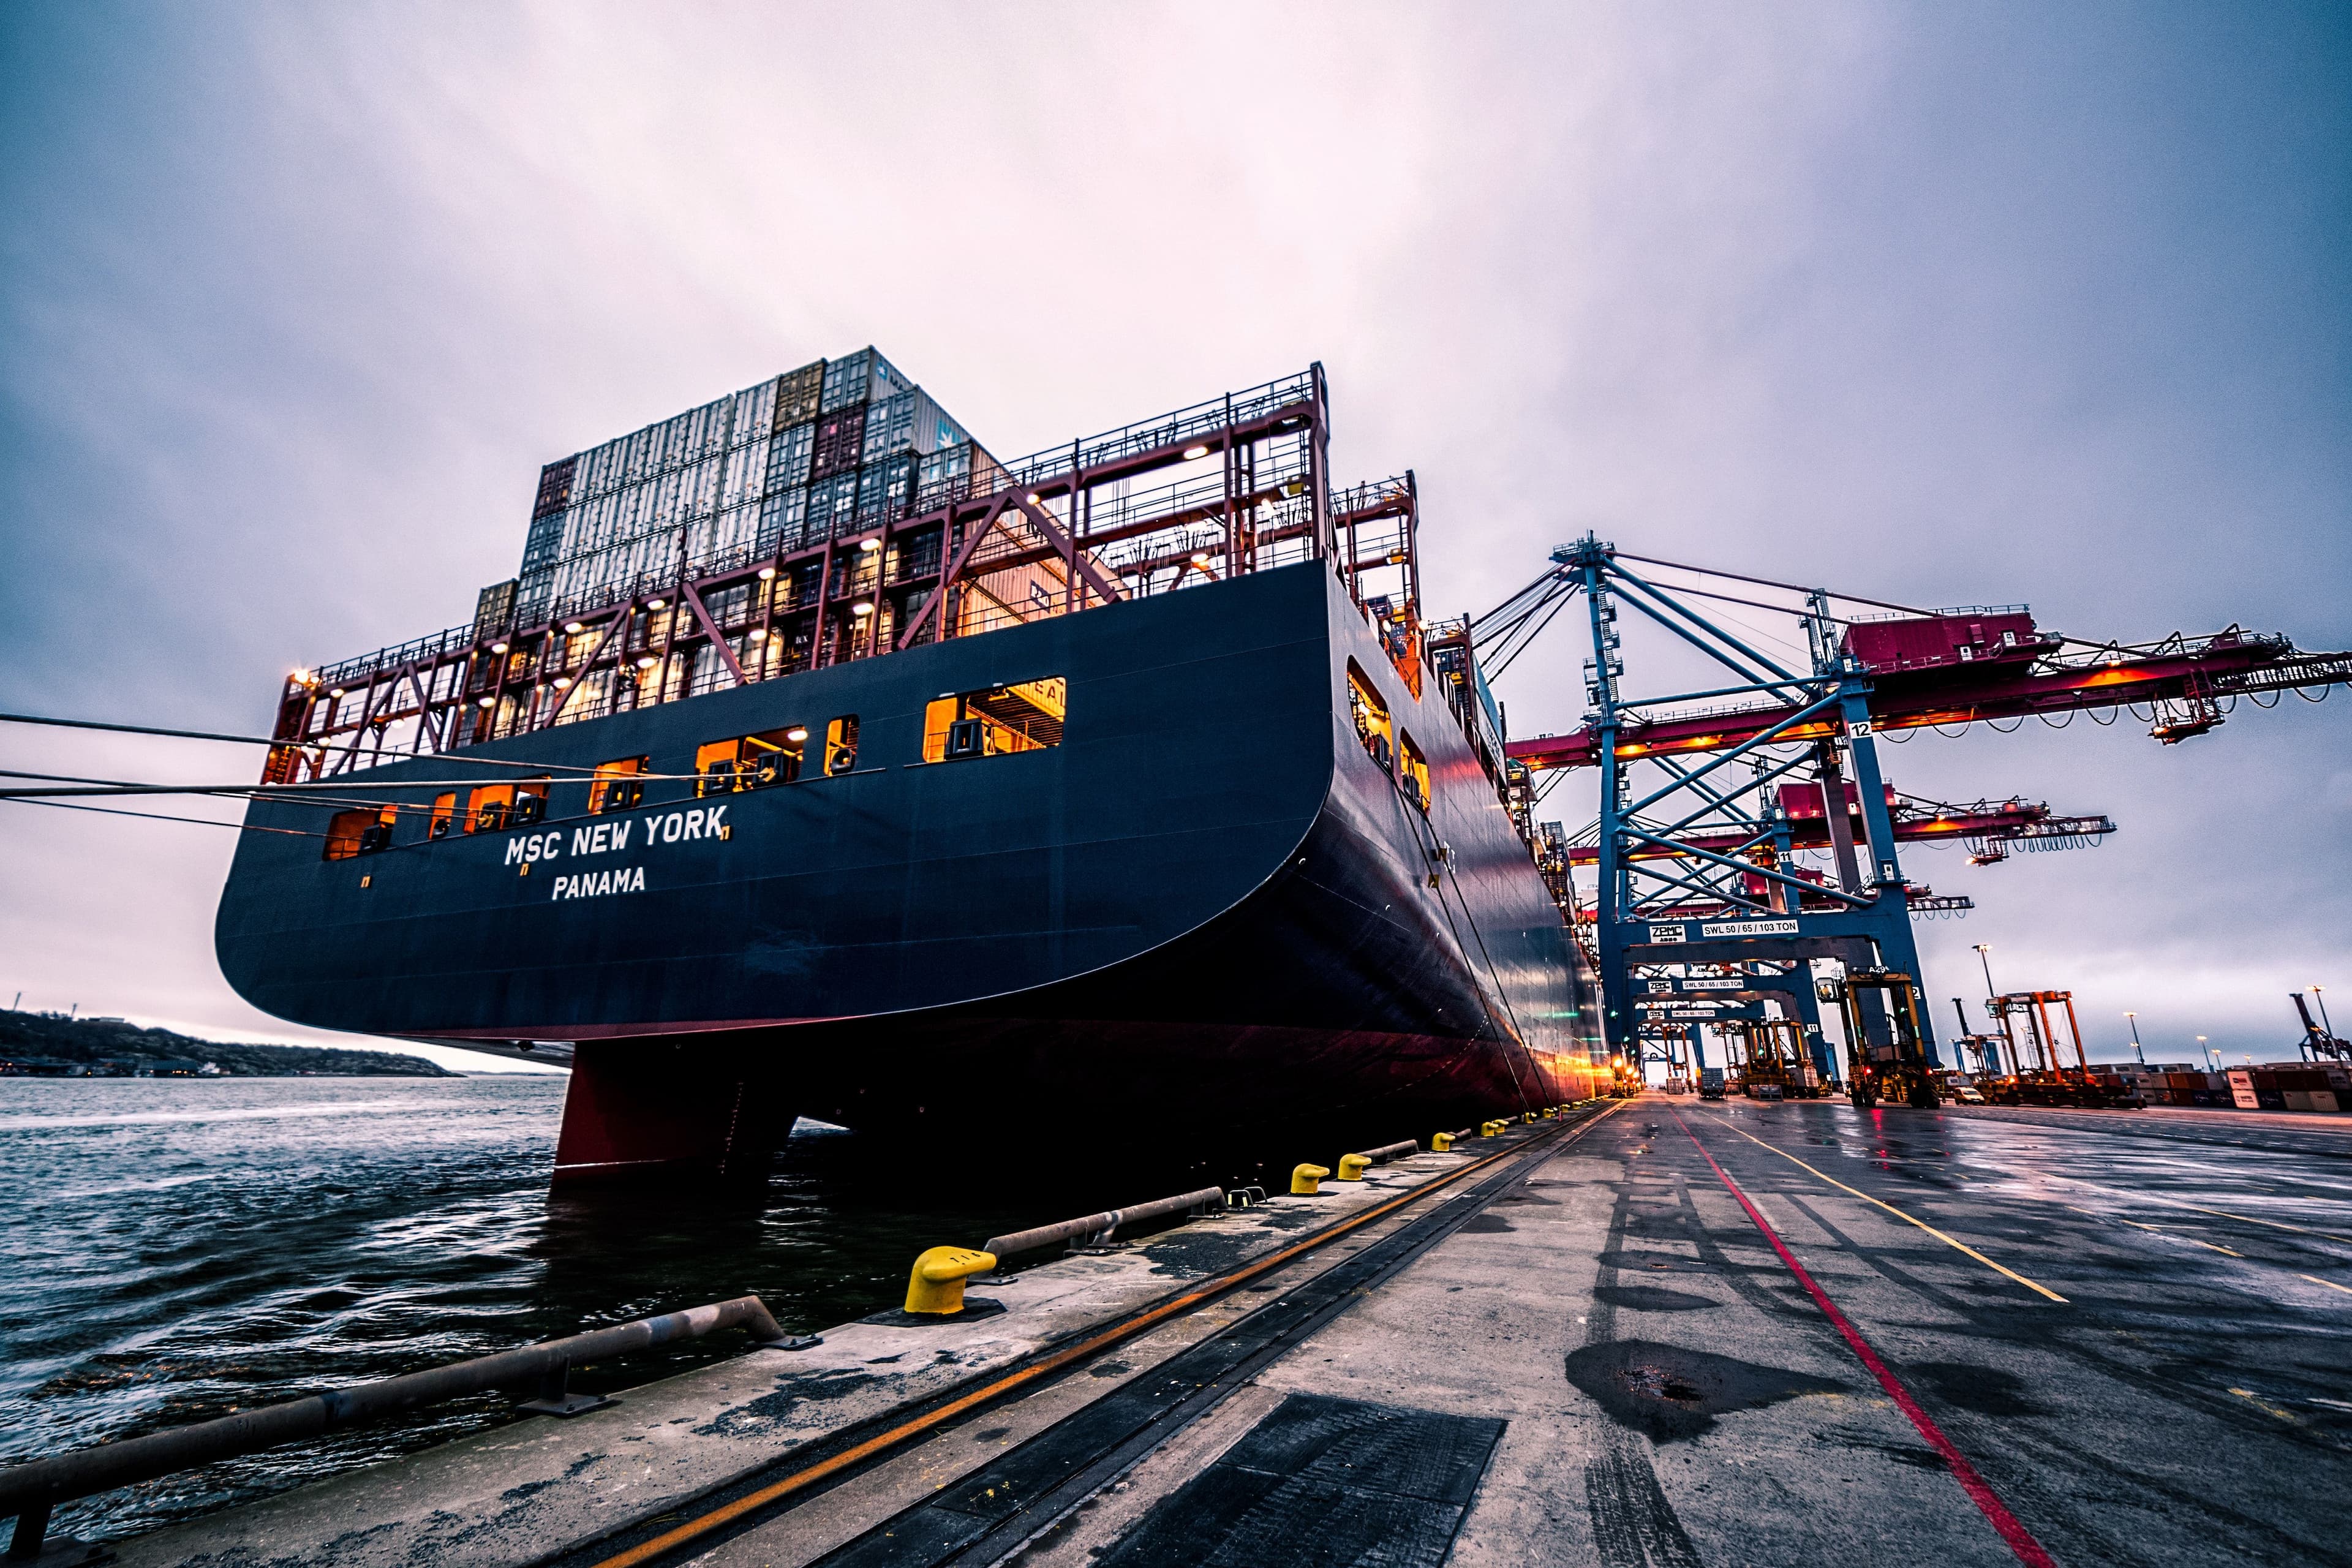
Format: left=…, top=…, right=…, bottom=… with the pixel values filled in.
left=214, top=356, right=1605, bottom=1182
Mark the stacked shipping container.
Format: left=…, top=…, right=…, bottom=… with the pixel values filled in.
left=507, top=348, right=980, bottom=630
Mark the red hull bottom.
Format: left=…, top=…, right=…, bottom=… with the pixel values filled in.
left=549, top=1019, right=1599, bottom=1186
left=551, top=1041, right=799, bottom=1184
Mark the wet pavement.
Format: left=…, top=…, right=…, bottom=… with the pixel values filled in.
left=1010, top=1096, right=2350, bottom=1567
left=100, top=1099, right=2352, bottom=1566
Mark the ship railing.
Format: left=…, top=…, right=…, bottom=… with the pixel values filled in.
left=312, top=624, right=477, bottom=690
left=992, top=369, right=1318, bottom=492
left=298, top=399, right=1323, bottom=698
left=270, top=370, right=1348, bottom=783
left=0, top=1295, right=797, bottom=1561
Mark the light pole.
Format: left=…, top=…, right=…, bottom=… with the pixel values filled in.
left=2316, top=985, right=2335, bottom=1041
left=1972, top=944, right=1996, bottom=1001
left=2125, top=1012, right=2144, bottom=1066
left=2198, top=1035, right=2214, bottom=1073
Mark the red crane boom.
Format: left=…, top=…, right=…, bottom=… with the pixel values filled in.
left=1507, top=611, right=2350, bottom=772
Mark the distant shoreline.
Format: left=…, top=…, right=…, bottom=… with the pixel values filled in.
left=1, top=1012, right=459, bottom=1079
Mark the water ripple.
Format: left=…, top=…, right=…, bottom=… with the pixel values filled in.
left=0, top=1076, right=1042, bottom=1547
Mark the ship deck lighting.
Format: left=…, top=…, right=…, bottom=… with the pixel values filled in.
left=564, top=621, right=584, bottom=634
left=490, top=641, right=508, bottom=654
left=851, top=601, right=875, bottom=617
left=635, top=656, right=658, bottom=669
left=1183, top=444, right=1210, bottom=459
left=785, top=727, right=809, bottom=742
left=858, top=538, right=881, bottom=553
left=758, top=566, right=777, bottom=580
left=646, top=598, right=665, bottom=609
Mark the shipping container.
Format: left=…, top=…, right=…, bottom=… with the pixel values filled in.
left=821, top=347, right=913, bottom=413
left=859, top=389, right=969, bottom=463
left=758, top=485, right=810, bottom=556
left=730, top=379, right=777, bottom=448
left=682, top=503, right=763, bottom=568
left=775, top=361, right=825, bottom=429
left=805, top=472, right=859, bottom=541
left=821, top=350, right=872, bottom=413
left=533, top=456, right=576, bottom=520
left=500, top=350, right=979, bottom=627
left=914, top=441, right=1011, bottom=513
left=767, top=421, right=816, bottom=492
left=810, top=404, right=869, bottom=480
left=856, top=454, right=918, bottom=524
left=519, top=509, right=568, bottom=576
left=719, top=437, right=769, bottom=512
left=513, top=573, right=553, bottom=630
left=474, top=579, right=518, bottom=638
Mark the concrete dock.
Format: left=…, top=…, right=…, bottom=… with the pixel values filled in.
left=101, top=1099, right=2352, bottom=1566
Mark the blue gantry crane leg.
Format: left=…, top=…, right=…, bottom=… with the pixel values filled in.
left=1552, top=535, right=1939, bottom=1079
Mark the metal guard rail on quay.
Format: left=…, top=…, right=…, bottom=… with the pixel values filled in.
left=0, top=1295, right=788, bottom=1561
left=982, top=1186, right=1227, bottom=1261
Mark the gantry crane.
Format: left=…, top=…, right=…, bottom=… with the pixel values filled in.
left=1471, top=538, right=2350, bottom=1088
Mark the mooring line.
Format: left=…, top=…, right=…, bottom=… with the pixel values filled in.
left=1670, top=1110, right=2058, bottom=1568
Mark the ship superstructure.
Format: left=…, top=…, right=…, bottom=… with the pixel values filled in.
left=222, top=354, right=1605, bottom=1180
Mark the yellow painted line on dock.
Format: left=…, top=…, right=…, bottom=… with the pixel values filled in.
left=2299, top=1274, right=2352, bottom=1296
left=2062, top=1204, right=2242, bottom=1257
left=1697, top=1114, right=2068, bottom=1303
left=2035, top=1176, right=2352, bottom=1246
left=2228, top=1387, right=2299, bottom=1423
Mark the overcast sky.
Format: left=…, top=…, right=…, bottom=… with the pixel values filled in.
left=2, top=3, right=2345, bottom=1072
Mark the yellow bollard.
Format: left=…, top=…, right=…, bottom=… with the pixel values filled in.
left=1336, top=1153, right=1373, bottom=1182
left=904, top=1246, right=997, bottom=1315
left=1291, top=1162, right=1331, bottom=1195
left=1431, top=1132, right=1454, bottom=1153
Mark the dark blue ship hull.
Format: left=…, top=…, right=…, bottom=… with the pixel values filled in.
left=216, top=562, right=1603, bottom=1180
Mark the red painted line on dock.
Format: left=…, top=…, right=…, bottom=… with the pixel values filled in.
left=1671, top=1110, right=2057, bottom=1568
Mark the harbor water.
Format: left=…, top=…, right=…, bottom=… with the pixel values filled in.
left=0, top=1074, right=1039, bottom=1546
